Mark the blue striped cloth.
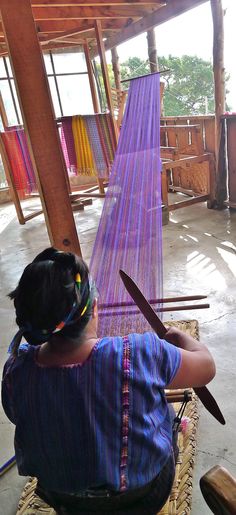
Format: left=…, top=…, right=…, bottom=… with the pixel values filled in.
left=1, top=332, right=181, bottom=495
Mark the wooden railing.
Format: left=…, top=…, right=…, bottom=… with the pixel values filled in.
left=160, top=115, right=216, bottom=218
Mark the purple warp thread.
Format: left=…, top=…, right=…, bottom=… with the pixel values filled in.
left=90, top=74, right=163, bottom=336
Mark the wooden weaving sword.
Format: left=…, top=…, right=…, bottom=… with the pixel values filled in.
left=119, top=270, right=225, bottom=426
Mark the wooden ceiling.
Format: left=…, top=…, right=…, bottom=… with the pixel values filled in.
left=0, top=0, right=208, bottom=57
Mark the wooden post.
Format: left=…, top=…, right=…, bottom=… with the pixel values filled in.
left=147, top=28, right=159, bottom=73
left=211, top=0, right=226, bottom=207
left=83, top=41, right=100, bottom=114
left=94, top=20, right=118, bottom=146
left=111, top=47, right=121, bottom=91
left=0, top=133, right=25, bottom=224
left=83, top=41, right=105, bottom=194
left=0, top=91, right=9, bottom=130
left=0, top=0, right=81, bottom=255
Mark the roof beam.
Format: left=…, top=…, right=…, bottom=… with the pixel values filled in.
left=31, top=1, right=165, bottom=6
left=93, top=0, right=208, bottom=54
left=32, top=5, right=156, bottom=19
left=35, top=18, right=136, bottom=33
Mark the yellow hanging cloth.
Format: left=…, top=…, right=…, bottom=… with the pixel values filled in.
left=72, top=115, right=97, bottom=176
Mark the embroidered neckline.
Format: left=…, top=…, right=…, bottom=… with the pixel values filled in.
left=120, top=335, right=131, bottom=491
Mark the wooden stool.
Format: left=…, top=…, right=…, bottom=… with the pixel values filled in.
left=200, top=465, right=236, bottom=514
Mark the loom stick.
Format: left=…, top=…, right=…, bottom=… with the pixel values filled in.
left=100, top=304, right=210, bottom=317
left=99, top=294, right=208, bottom=310
left=120, top=69, right=170, bottom=84
left=119, top=270, right=225, bottom=426
left=0, top=456, right=16, bottom=477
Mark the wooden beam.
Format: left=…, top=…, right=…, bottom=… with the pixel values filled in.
left=32, top=5, right=156, bottom=19
left=31, top=1, right=165, bottom=5
left=0, top=0, right=81, bottom=254
left=83, top=41, right=99, bottom=113
left=210, top=0, right=225, bottom=207
left=41, top=41, right=84, bottom=51
left=94, top=20, right=118, bottom=145
left=35, top=18, right=136, bottom=34
left=147, top=27, right=158, bottom=72
left=40, top=26, right=94, bottom=43
left=0, top=91, right=9, bottom=129
left=94, top=0, right=208, bottom=54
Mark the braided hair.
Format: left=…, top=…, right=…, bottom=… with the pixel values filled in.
left=9, top=247, right=96, bottom=356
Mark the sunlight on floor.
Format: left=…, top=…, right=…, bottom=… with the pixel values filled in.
left=217, top=246, right=236, bottom=278
left=186, top=250, right=226, bottom=289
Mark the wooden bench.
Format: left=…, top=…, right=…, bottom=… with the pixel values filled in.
left=160, top=116, right=216, bottom=220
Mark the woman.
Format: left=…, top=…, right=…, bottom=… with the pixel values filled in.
left=2, top=247, right=216, bottom=514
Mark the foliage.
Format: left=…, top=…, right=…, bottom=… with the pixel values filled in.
left=118, top=55, right=230, bottom=116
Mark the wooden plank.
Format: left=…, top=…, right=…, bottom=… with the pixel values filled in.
left=31, top=0, right=164, bottom=5
left=160, top=124, right=201, bottom=131
left=94, top=20, right=118, bottom=146
left=32, top=5, right=155, bottom=19
left=0, top=0, right=81, bottom=254
left=35, top=18, right=135, bottom=33
left=97, top=0, right=209, bottom=54
left=162, top=153, right=211, bottom=171
left=169, top=194, right=209, bottom=211
left=161, top=115, right=215, bottom=123
left=204, top=118, right=215, bottom=153
left=227, top=118, right=236, bottom=206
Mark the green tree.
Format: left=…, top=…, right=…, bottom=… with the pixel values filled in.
left=120, top=55, right=230, bottom=116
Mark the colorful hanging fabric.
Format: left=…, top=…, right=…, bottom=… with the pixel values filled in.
left=60, top=114, right=115, bottom=179
left=60, top=119, right=77, bottom=173
left=72, top=115, right=97, bottom=177
left=1, top=128, right=37, bottom=195
left=89, top=74, right=163, bottom=336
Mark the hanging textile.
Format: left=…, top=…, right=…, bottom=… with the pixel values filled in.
left=1, top=128, right=37, bottom=195
left=89, top=74, right=163, bottom=336
left=60, top=114, right=115, bottom=179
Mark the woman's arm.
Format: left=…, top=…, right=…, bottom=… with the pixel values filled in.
left=165, top=327, right=216, bottom=389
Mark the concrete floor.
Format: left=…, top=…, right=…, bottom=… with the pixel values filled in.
left=0, top=197, right=236, bottom=514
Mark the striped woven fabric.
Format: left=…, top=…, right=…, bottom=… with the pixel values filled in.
left=1, top=128, right=37, bottom=195
left=89, top=74, right=163, bottom=337
left=60, top=114, right=115, bottom=178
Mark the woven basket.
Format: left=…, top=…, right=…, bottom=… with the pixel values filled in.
left=16, top=320, right=199, bottom=515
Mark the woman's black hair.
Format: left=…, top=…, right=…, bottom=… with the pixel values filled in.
left=9, top=247, right=95, bottom=355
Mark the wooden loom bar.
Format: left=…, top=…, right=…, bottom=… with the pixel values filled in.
left=94, top=20, right=118, bottom=147
left=100, top=304, right=210, bottom=317
left=99, top=294, right=208, bottom=310
left=0, top=0, right=81, bottom=255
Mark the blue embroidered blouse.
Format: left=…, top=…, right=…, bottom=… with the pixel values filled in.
left=1, top=332, right=181, bottom=494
